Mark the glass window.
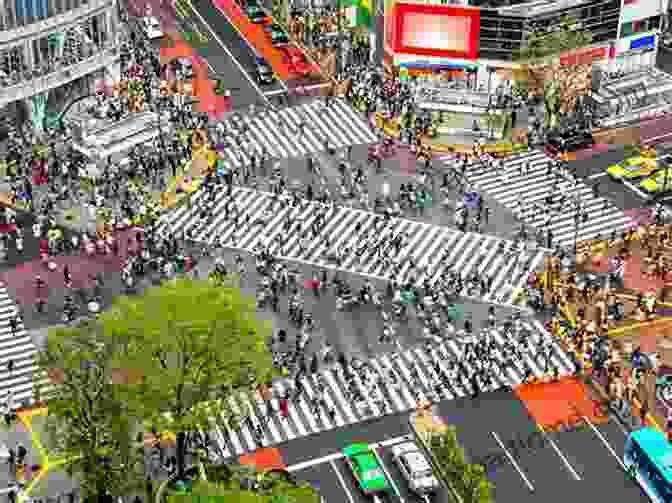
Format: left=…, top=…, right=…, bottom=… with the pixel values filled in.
left=649, top=15, right=661, bottom=31
left=621, top=22, right=634, bottom=38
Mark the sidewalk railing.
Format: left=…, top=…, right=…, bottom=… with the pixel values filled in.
left=0, top=47, right=120, bottom=107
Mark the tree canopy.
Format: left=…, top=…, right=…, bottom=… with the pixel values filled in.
left=99, top=278, right=276, bottom=479
left=515, top=16, right=592, bottom=63
left=427, top=426, right=494, bottom=503
left=182, top=466, right=321, bottom=503
left=36, top=322, right=146, bottom=501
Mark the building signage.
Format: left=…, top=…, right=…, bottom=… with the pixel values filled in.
left=620, top=0, right=665, bottom=24
left=560, top=47, right=608, bottom=65
left=630, top=34, right=656, bottom=50
left=616, top=31, right=658, bottom=54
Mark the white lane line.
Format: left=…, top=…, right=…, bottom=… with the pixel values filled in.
left=491, top=431, right=535, bottom=492
left=622, top=179, right=650, bottom=199
left=583, top=416, right=628, bottom=471
left=189, top=3, right=271, bottom=105
left=265, top=88, right=289, bottom=96
left=287, top=435, right=412, bottom=472
left=588, top=172, right=609, bottom=179
left=539, top=427, right=582, bottom=480
left=374, top=447, right=405, bottom=503
left=330, top=459, right=357, bottom=503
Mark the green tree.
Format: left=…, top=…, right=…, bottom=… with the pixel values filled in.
left=515, top=16, right=592, bottom=64
left=36, top=322, right=146, bottom=503
left=100, top=278, right=276, bottom=483
left=515, top=15, right=592, bottom=129
left=427, top=426, right=494, bottom=503
left=184, top=466, right=320, bottom=503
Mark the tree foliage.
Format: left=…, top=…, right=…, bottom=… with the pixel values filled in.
left=515, top=16, right=592, bottom=63
left=99, top=278, right=276, bottom=479
left=36, top=322, right=146, bottom=501
left=427, top=426, right=494, bottom=503
left=185, top=466, right=320, bottom=503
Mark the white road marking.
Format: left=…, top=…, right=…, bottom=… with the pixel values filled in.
left=189, top=4, right=271, bottom=105
left=330, top=459, right=357, bottom=503
left=374, top=446, right=405, bottom=502
left=287, top=435, right=412, bottom=472
left=491, top=431, right=535, bottom=492
left=622, top=179, right=651, bottom=200
left=588, top=172, right=609, bottom=179
left=583, top=416, right=628, bottom=472
left=541, top=427, right=582, bottom=480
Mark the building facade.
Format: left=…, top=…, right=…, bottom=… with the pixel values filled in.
left=383, top=0, right=667, bottom=87
left=0, top=0, right=122, bottom=133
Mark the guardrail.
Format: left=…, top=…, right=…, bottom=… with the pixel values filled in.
left=0, top=0, right=115, bottom=46
left=0, top=47, right=120, bottom=107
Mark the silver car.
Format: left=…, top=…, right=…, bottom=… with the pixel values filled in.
left=391, top=442, right=440, bottom=496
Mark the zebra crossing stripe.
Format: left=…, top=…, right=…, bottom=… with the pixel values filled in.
left=161, top=188, right=544, bottom=308
left=449, top=149, right=631, bottom=247
left=216, top=100, right=377, bottom=170
left=210, top=321, right=577, bottom=459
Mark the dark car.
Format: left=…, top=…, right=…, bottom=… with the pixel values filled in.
left=270, top=23, right=290, bottom=46
left=245, top=2, right=268, bottom=23
left=254, top=57, right=275, bottom=85
left=547, top=129, right=594, bottom=153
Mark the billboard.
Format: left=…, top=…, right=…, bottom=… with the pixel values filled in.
left=620, top=0, right=666, bottom=24
left=389, top=4, right=480, bottom=60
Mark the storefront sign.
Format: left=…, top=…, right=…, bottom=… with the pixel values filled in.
left=620, top=0, right=664, bottom=24
left=560, top=47, right=608, bottom=65
left=630, top=34, right=656, bottom=50
left=615, top=30, right=657, bottom=54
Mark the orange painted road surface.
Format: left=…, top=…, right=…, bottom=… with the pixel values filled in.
left=159, top=32, right=230, bottom=118
left=239, top=447, right=287, bottom=471
left=209, top=0, right=295, bottom=81
left=515, top=377, right=608, bottom=429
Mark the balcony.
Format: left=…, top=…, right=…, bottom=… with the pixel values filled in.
left=0, top=0, right=115, bottom=48
left=0, top=47, right=119, bottom=107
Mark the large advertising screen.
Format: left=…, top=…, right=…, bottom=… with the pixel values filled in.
left=391, top=4, right=480, bottom=60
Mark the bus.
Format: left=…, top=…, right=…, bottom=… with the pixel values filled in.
left=624, top=427, right=672, bottom=503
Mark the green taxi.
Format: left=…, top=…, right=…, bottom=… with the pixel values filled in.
left=606, top=156, right=658, bottom=180
left=640, top=168, right=672, bottom=193
left=343, top=443, right=390, bottom=494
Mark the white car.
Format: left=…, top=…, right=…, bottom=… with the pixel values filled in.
left=142, top=16, right=163, bottom=40
left=391, top=442, right=439, bottom=495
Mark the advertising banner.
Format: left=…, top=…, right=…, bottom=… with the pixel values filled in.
left=390, top=4, right=480, bottom=60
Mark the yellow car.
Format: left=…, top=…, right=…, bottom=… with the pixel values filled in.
left=607, top=157, right=659, bottom=180
left=639, top=168, right=672, bottom=193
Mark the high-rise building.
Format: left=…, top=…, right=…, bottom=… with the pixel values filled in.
left=0, top=0, right=122, bottom=131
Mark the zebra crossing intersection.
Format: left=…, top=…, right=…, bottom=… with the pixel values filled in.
left=0, top=285, right=48, bottom=409
left=214, top=99, right=378, bottom=171
left=441, top=149, right=632, bottom=248
left=158, top=186, right=548, bottom=308
left=207, top=319, right=574, bottom=460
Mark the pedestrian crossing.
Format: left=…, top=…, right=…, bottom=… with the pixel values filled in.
left=0, top=286, right=49, bottom=410
left=214, top=99, right=378, bottom=171
left=206, top=319, right=574, bottom=460
left=158, top=186, right=547, bottom=308
left=440, top=150, right=633, bottom=248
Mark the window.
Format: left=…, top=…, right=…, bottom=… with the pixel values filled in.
left=621, top=21, right=634, bottom=38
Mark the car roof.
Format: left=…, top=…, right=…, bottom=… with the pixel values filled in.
left=402, top=451, right=431, bottom=472
left=355, top=452, right=379, bottom=471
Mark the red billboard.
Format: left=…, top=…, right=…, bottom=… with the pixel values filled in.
left=391, top=4, right=480, bottom=60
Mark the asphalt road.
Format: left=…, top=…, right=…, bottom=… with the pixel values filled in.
left=435, top=389, right=647, bottom=503
left=188, top=0, right=286, bottom=101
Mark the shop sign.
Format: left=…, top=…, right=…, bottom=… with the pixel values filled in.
left=560, top=47, right=608, bottom=65
left=630, top=34, right=656, bottom=50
